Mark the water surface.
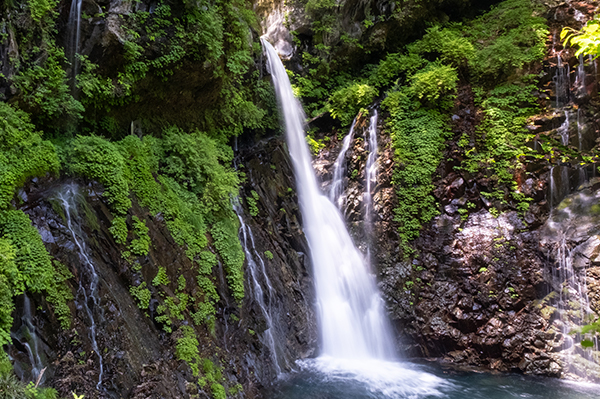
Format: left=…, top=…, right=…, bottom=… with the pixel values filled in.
left=269, top=358, right=600, bottom=399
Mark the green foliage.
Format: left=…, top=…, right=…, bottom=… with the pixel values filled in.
left=382, top=91, right=450, bottom=248
left=562, top=15, right=600, bottom=57
left=327, top=83, right=378, bottom=126
left=129, top=216, right=150, bottom=256
left=68, top=135, right=131, bottom=215
left=460, top=83, right=539, bottom=204
left=408, top=63, right=458, bottom=104
left=0, top=210, right=73, bottom=338
left=408, top=26, right=475, bottom=68
left=175, top=325, right=202, bottom=376
left=153, top=266, right=170, bottom=286
left=369, top=53, right=426, bottom=88
left=12, top=46, right=83, bottom=124
left=247, top=190, right=259, bottom=217
left=211, top=383, right=226, bottom=399
left=130, top=282, right=151, bottom=309
left=466, top=0, right=548, bottom=83
left=109, top=216, right=128, bottom=245
left=0, top=103, right=59, bottom=209
left=26, top=0, right=57, bottom=22
left=210, top=215, right=244, bottom=303
left=264, top=251, right=273, bottom=260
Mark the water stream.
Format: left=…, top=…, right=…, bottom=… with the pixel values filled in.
left=12, top=295, right=45, bottom=384
left=67, top=0, right=83, bottom=87
left=56, top=184, right=104, bottom=389
left=233, top=201, right=283, bottom=376
left=364, top=111, right=379, bottom=236
left=329, top=118, right=357, bottom=208
left=263, top=36, right=395, bottom=362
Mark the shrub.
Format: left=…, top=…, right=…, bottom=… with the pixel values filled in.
left=327, top=83, right=378, bottom=126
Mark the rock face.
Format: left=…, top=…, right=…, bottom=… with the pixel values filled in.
left=6, top=138, right=316, bottom=398
left=306, top=1, right=600, bottom=380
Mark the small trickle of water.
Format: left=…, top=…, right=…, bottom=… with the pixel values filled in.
left=57, top=184, right=104, bottom=389
left=559, top=111, right=570, bottom=146
left=576, top=54, right=586, bottom=98
left=555, top=53, right=571, bottom=108
left=329, top=118, right=357, bottom=208
left=233, top=201, right=283, bottom=376
left=262, top=37, right=395, bottom=361
left=67, top=0, right=83, bottom=86
left=543, top=191, right=600, bottom=377
left=15, top=295, right=45, bottom=383
left=363, top=111, right=379, bottom=232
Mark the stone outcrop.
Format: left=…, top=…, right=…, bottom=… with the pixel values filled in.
left=6, top=138, right=316, bottom=398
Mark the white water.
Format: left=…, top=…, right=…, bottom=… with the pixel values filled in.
left=68, top=0, right=83, bottom=85
left=559, top=111, right=570, bottom=146
left=329, top=118, right=357, bottom=208
left=17, top=295, right=45, bottom=383
left=262, top=37, right=395, bottom=361
left=543, top=192, right=599, bottom=376
left=57, top=185, right=104, bottom=389
left=364, top=111, right=379, bottom=234
left=555, top=53, right=571, bottom=108
left=233, top=201, right=283, bottom=375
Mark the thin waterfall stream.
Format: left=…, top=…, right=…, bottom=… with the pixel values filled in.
left=233, top=201, right=283, bottom=376
left=56, top=185, right=104, bottom=389
left=329, top=117, right=357, bottom=207
left=364, top=111, right=379, bottom=242
left=67, top=0, right=83, bottom=87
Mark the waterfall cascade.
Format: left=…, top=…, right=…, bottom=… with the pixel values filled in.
left=262, top=36, right=447, bottom=397
left=329, top=118, right=357, bottom=208
left=233, top=202, right=283, bottom=376
left=364, top=111, right=379, bottom=236
left=56, top=185, right=104, bottom=389
left=262, top=37, right=395, bottom=361
left=541, top=191, right=600, bottom=379
left=67, top=0, right=83, bottom=86
left=11, top=295, right=45, bottom=384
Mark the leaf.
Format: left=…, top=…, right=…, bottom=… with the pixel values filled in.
left=581, top=339, right=594, bottom=349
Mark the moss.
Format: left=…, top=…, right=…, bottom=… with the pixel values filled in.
left=0, top=211, right=73, bottom=339
left=0, top=103, right=59, bottom=210
left=153, top=266, right=170, bottom=286
left=129, top=216, right=150, bottom=256
left=130, top=282, right=151, bottom=309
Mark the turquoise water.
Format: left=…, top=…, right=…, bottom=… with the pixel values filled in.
left=268, top=358, right=600, bottom=399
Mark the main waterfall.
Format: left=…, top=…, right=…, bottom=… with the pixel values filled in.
left=262, top=38, right=395, bottom=360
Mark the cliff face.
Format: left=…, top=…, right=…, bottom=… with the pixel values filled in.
left=6, top=137, right=316, bottom=399
left=2, top=0, right=600, bottom=396
left=309, top=0, right=600, bottom=381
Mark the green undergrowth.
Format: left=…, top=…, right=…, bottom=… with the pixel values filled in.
left=0, top=353, right=60, bottom=399
left=0, top=102, right=59, bottom=210
left=0, top=102, right=72, bottom=347
left=370, top=0, right=547, bottom=252
left=0, top=211, right=73, bottom=345
left=175, top=325, right=236, bottom=399
left=60, top=126, right=244, bottom=332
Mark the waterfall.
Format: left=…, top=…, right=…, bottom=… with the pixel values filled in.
left=262, top=38, right=395, bottom=361
left=364, top=111, right=379, bottom=234
left=56, top=185, right=104, bottom=389
left=233, top=202, right=283, bottom=375
left=576, top=54, right=586, bottom=98
left=542, top=191, right=600, bottom=378
left=559, top=111, right=570, bottom=146
left=67, top=0, right=83, bottom=86
left=329, top=118, right=357, bottom=208
left=555, top=53, right=570, bottom=108
left=13, top=295, right=45, bottom=383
